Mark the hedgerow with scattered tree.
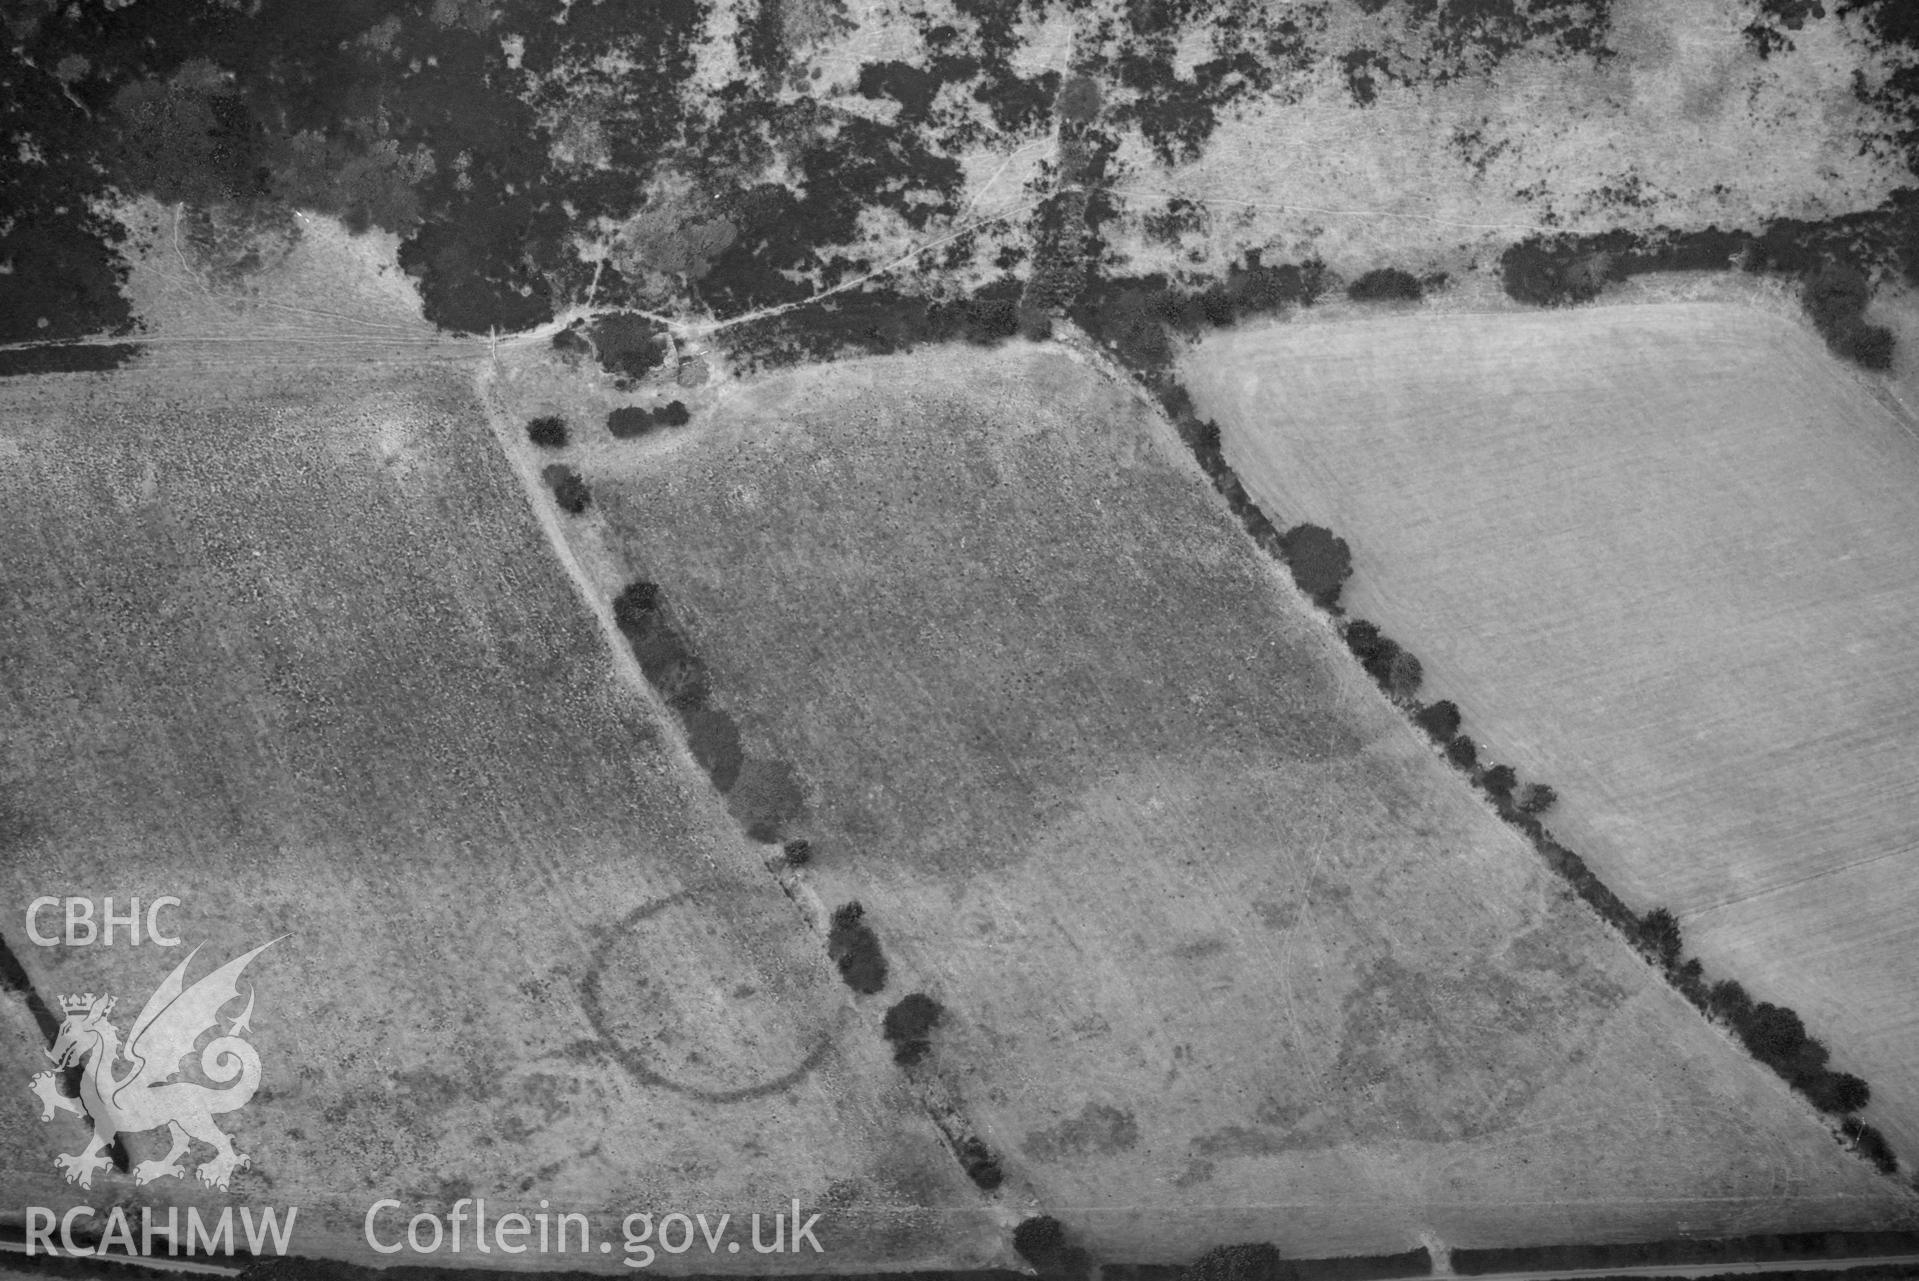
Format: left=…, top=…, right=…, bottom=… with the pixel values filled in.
left=1074, top=254, right=1902, bottom=1181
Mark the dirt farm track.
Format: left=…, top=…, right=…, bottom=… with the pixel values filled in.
left=1186, top=300, right=1919, bottom=1160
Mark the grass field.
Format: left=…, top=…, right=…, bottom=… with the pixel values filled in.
left=553, top=340, right=1919, bottom=1260
left=0, top=355, right=1002, bottom=1272
left=1184, top=300, right=1919, bottom=1166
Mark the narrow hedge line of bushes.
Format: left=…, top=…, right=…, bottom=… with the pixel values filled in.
left=611, top=580, right=803, bottom=829
left=1075, top=284, right=1903, bottom=1180
left=1069, top=255, right=1332, bottom=375
left=1174, top=1243, right=1434, bottom=1281
left=1494, top=203, right=1919, bottom=369
left=613, top=577, right=1014, bottom=1191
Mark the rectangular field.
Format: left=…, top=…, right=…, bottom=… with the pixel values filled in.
left=0, top=358, right=999, bottom=1272
left=570, top=340, right=1918, bottom=1260
left=1185, top=301, right=1919, bottom=1161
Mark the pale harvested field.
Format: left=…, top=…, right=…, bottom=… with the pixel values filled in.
left=1185, top=301, right=1919, bottom=1165
left=576, top=342, right=1918, bottom=1259
left=0, top=358, right=1001, bottom=1272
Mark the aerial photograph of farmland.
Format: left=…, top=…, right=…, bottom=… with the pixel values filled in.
left=7, top=0, right=1919, bottom=1277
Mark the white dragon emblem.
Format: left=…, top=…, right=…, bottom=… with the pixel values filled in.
left=30, top=939, right=280, bottom=1191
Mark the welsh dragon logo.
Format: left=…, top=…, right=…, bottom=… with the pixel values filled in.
left=28, top=939, right=280, bottom=1192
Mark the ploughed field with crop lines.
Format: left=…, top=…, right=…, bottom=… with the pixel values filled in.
left=0, top=359, right=998, bottom=1271
left=578, top=342, right=1918, bottom=1259
left=1184, top=301, right=1919, bottom=1163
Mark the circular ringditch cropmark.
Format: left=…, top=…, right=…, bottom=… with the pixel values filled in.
left=577, top=895, right=832, bottom=1103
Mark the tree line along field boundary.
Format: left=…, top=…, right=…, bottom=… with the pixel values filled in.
left=1059, top=255, right=1912, bottom=1189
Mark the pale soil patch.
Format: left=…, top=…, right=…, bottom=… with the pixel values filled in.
left=558, top=341, right=1917, bottom=1259
left=0, top=359, right=1003, bottom=1273
left=1185, top=300, right=1919, bottom=1164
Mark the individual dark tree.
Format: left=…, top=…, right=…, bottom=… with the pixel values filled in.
left=1384, top=649, right=1423, bottom=700
left=1842, top=1117, right=1898, bottom=1173
left=1805, top=260, right=1869, bottom=323
left=1709, top=979, right=1753, bottom=1022
left=1013, top=1215, right=1092, bottom=1278
left=1844, top=323, right=1896, bottom=370
left=1479, top=763, right=1517, bottom=803
left=589, top=313, right=668, bottom=379
left=883, top=993, right=943, bottom=1039
left=1353, top=631, right=1404, bottom=688
left=1673, top=957, right=1707, bottom=1005
left=836, top=935, right=887, bottom=994
left=1811, top=1070, right=1871, bottom=1115
left=1740, top=1001, right=1810, bottom=1060
left=882, top=992, right=945, bottom=1065
left=890, top=1037, right=933, bottom=1067
left=1517, top=782, right=1559, bottom=815
left=1278, top=524, right=1353, bottom=609
left=783, top=838, right=812, bottom=866
left=1347, top=267, right=1422, bottom=302
left=656, top=400, right=692, bottom=427
left=541, top=464, right=591, bottom=514
left=1013, top=1217, right=1068, bottom=1267
left=1414, top=700, right=1461, bottom=743
left=1803, top=261, right=1898, bottom=369
left=1217, top=472, right=1250, bottom=511
left=527, top=415, right=568, bottom=448
left=957, top=1137, right=1003, bottom=1190
left=1179, top=416, right=1226, bottom=474
left=613, top=581, right=663, bottom=635
left=882, top=992, right=945, bottom=1041
left=1196, top=284, right=1237, bottom=326
left=608, top=406, right=655, bottom=439
left=1445, top=734, right=1478, bottom=771
left=828, top=902, right=888, bottom=995
left=1635, top=907, right=1683, bottom=969
left=1181, top=1242, right=1293, bottom=1281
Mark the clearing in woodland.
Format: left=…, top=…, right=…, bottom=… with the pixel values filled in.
left=0, top=355, right=1001, bottom=1272
left=1185, top=300, right=1919, bottom=1165
left=549, top=340, right=1918, bottom=1260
